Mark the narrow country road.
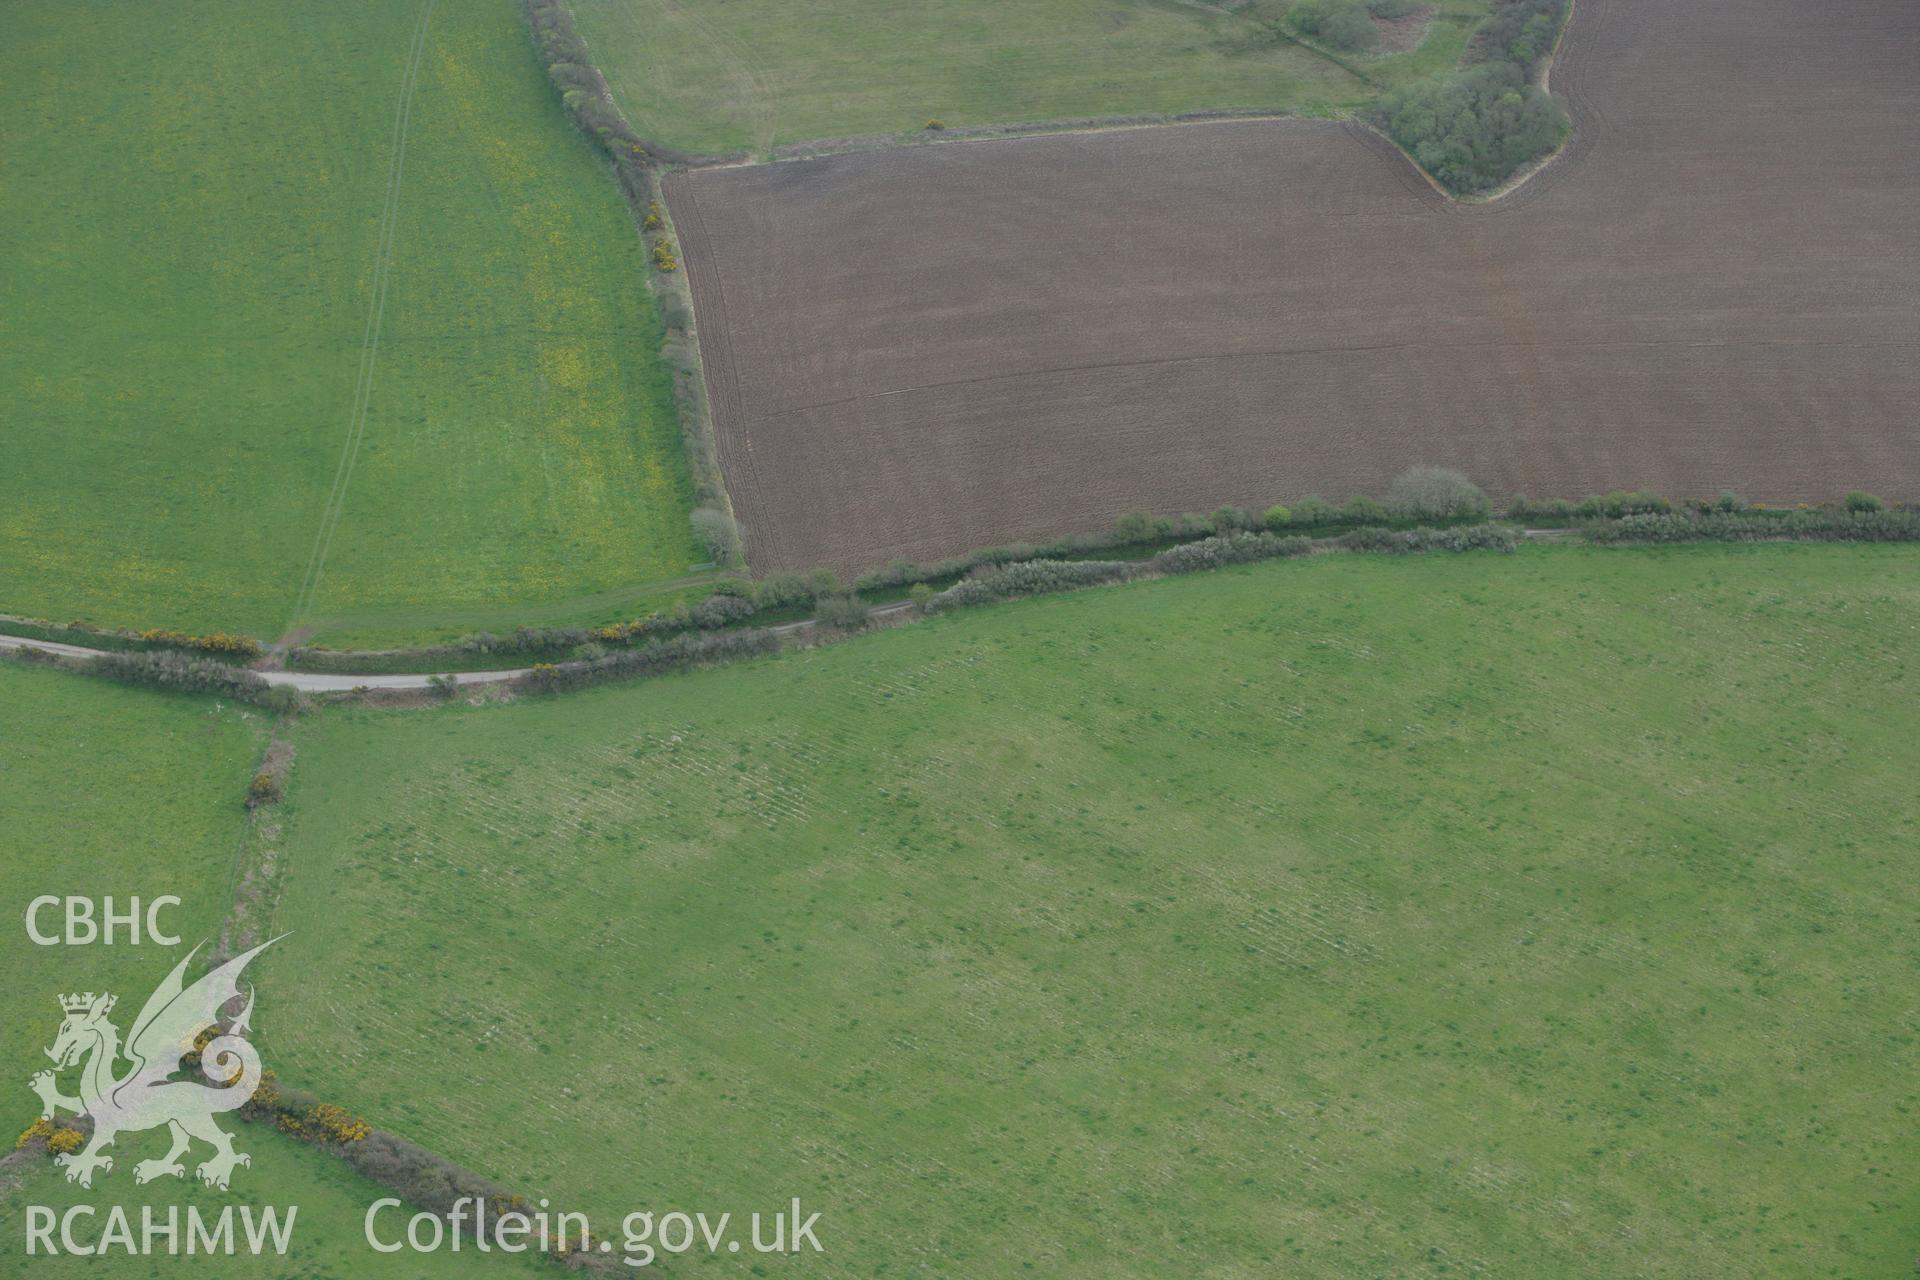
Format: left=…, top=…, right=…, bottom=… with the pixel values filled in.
left=0, top=603, right=922, bottom=692
left=0, top=634, right=531, bottom=692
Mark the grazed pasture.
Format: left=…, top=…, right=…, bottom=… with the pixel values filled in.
left=260, top=545, right=1920, bottom=1278
left=670, top=0, right=1920, bottom=576
left=0, top=662, right=551, bottom=1274
left=0, top=662, right=261, bottom=1127
left=0, top=0, right=698, bottom=644
left=568, top=0, right=1460, bottom=157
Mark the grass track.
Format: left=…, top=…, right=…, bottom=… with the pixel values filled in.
left=0, top=0, right=699, bottom=646
left=257, top=544, right=1920, bottom=1277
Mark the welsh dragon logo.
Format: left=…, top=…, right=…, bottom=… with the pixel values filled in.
left=29, top=939, right=278, bottom=1190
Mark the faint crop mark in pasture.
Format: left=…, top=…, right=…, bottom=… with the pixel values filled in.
left=283, top=0, right=436, bottom=640
left=862, top=645, right=993, bottom=705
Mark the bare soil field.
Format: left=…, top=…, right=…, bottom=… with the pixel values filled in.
left=669, top=0, right=1919, bottom=575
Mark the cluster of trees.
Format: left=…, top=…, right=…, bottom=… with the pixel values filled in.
left=1476, top=0, right=1568, bottom=75
left=1374, top=60, right=1567, bottom=193
left=1369, top=0, right=1570, bottom=194
left=1289, top=0, right=1419, bottom=54
left=690, top=506, right=741, bottom=565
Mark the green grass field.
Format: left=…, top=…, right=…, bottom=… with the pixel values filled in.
left=570, top=0, right=1491, bottom=157
left=0, top=662, right=264, bottom=1129
left=252, top=544, right=1920, bottom=1277
left=0, top=663, right=547, bottom=1273
left=0, top=1127, right=545, bottom=1277
left=0, top=0, right=698, bottom=647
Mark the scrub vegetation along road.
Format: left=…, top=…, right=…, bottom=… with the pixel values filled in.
left=256, top=544, right=1920, bottom=1278
left=0, top=0, right=699, bottom=646
left=669, top=0, right=1920, bottom=576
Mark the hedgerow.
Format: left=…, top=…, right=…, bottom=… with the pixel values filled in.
left=519, top=0, right=740, bottom=575
left=1576, top=489, right=1671, bottom=518
left=814, top=595, right=872, bottom=630
left=521, top=0, right=693, bottom=177
left=1583, top=510, right=1920, bottom=546
left=1504, top=494, right=1579, bottom=522
left=136, top=628, right=263, bottom=658
left=1150, top=532, right=1313, bottom=575
left=1337, top=523, right=1521, bottom=553
left=515, top=628, right=782, bottom=694
left=924, top=560, right=1137, bottom=613
left=86, top=650, right=302, bottom=711
left=853, top=529, right=1157, bottom=595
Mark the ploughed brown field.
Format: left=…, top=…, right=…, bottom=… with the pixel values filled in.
left=668, top=0, right=1920, bottom=575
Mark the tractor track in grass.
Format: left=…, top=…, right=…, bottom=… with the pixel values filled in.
left=281, top=0, right=437, bottom=646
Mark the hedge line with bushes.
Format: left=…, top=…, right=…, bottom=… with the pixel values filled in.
left=44, top=474, right=1904, bottom=683
left=924, top=559, right=1137, bottom=613
left=290, top=592, right=765, bottom=673
left=0, top=618, right=262, bottom=661
left=917, top=524, right=1515, bottom=618
left=1150, top=531, right=1315, bottom=575
left=85, top=651, right=302, bottom=711
left=520, top=0, right=743, bottom=571
left=1291, top=0, right=1423, bottom=54
left=233, top=1073, right=609, bottom=1267
left=1583, top=509, right=1920, bottom=546
left=284, top=475, right=1906, bottom=674
left=515, top=626, right=782, bottom=695
left=1336, top=523, right=1522, bottom=553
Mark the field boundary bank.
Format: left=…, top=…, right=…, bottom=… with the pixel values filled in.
left=520, top=0, right=747, bottom=567
left=4, top=492, right=1904, bottom=670
left=746, top=108, right=1341, bottom=166
left=662, top=170, right=772, bottom=567
left=6, top=512, right=1914, bottom=697
left=6, top=726, right=625, bottom=1272
left=214, top=772, right=629, bottom=1280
